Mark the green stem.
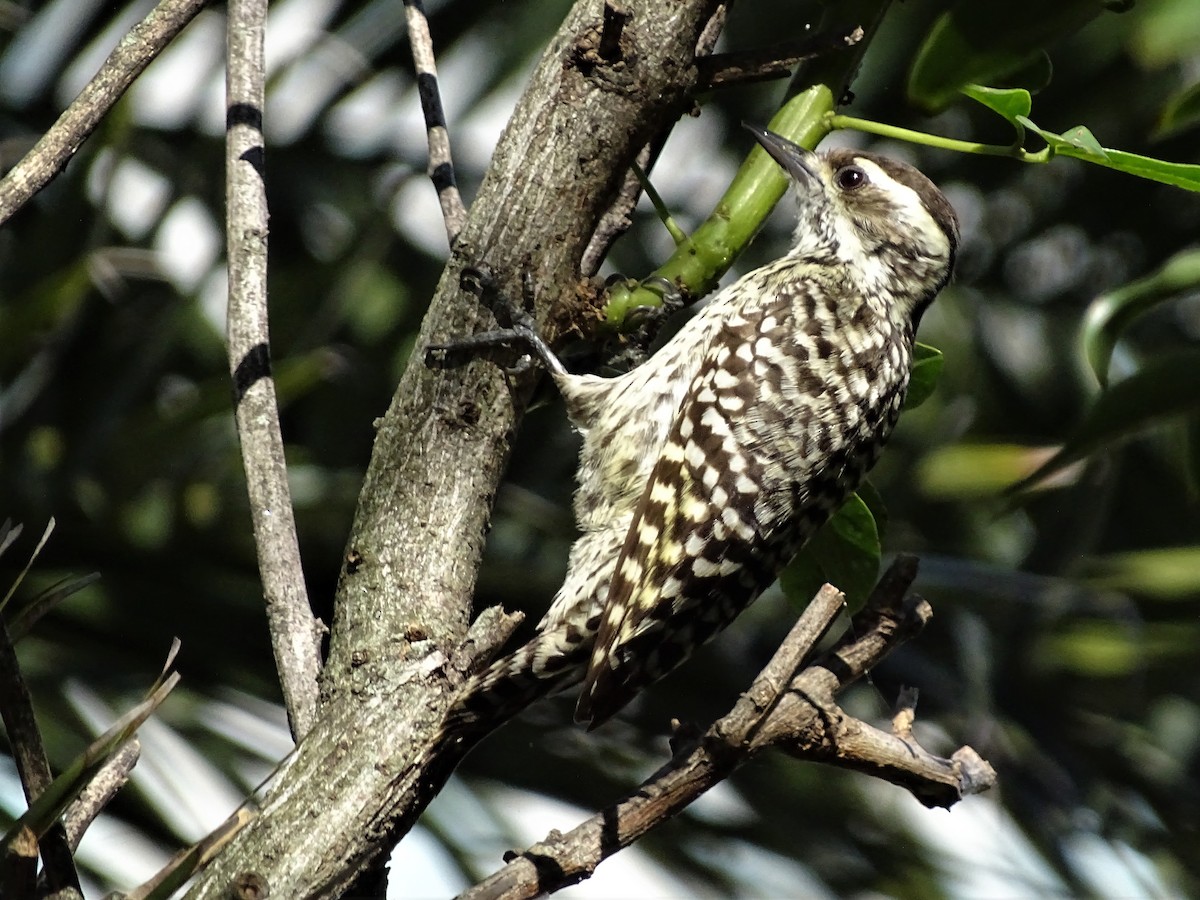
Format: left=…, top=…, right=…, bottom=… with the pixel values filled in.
left=631, top=160, right=689, bottom=246
left=829, top=113, right=1053, bottom=163
left=602, top=0, right=893, bottom=327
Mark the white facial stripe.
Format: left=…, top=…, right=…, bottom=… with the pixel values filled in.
left=853, top=158, right=951, bottom=258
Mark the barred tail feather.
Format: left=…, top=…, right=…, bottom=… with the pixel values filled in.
left=443, top=623, right=591, bottom=737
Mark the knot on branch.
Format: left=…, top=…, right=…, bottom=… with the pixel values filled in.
left=568, top=1, right=640, bottom=92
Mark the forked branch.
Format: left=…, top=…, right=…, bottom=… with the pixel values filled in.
left=460, top=556, right=996, bottom=900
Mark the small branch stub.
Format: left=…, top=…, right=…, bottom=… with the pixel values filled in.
left=892, top=684, right=919, bottom=739
left=696, top=27, right=865, bottom=88
left=598, top=1, right=632, bottom=61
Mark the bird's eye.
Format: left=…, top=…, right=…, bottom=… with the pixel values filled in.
left=835, top=166, right=867, bottom=190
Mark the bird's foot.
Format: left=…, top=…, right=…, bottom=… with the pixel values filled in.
left=599, top=274, right=689, bottom=372
left=425, top=264, right=566, bottom=376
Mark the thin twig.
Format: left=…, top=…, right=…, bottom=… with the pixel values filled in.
left=629, top=161, right=687, bottom=245
left=226, top=0, right=323, bottom=740
left=697, top=27, right=865, bottom=89
left=63, top=739, right=140, bottom=851
left=580, top=143, right=650, bottom=278
left=0, top=0, right=208, bottom=226
left=0, top=619, right=81, bottom=893
left=460, top=557, right=996, bottom=900
left=404, top=0, right=467, bottom=246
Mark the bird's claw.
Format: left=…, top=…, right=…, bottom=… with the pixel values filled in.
left=620, top=275, right=687, bottom=332
left=459, top=264, right=495, bottom=300
left=499, top=353, right=536, bottom=376
left=426, top=262, right=566, bottom=377
left=424, top=325, right=538, bottom=374
left=641, top=275, right=687, bottom=314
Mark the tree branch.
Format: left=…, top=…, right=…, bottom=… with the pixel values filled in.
left=578, top=3, right=728, bottom=279
left=695, top=27, right=865, bottom=89
left=226, top=0, right=323, bottom=740
left=62, top=739, right=140, bottom=852
left=0, top=0, right=208, bottom=226
left=404, top=0, right=468, bottom=246
left=3, top=825, right=37, bottom=900
left=0, top=619, right=80, bottom=894
left=460, top=557, right=997, bottom=899
left=184, top=3, right=726, bottom=895
left=579, top=142, right=651, bottom=280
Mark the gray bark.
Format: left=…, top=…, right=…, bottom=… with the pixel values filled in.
left=226, top=0, right=323, bottom=741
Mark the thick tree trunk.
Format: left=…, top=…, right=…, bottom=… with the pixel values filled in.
left=184, top=2, right=721, bottom=896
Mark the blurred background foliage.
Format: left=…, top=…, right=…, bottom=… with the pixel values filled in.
left=0, top=0, right=1198, bottom=895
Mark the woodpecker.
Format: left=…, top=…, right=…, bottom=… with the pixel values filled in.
left=433, top=125, right=958, bottom=733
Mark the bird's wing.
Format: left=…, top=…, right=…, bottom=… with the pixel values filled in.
left=575, top=307, right=827, bottom=727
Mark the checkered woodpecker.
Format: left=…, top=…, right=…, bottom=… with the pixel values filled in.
left=433, top=125, right=959, bottom=733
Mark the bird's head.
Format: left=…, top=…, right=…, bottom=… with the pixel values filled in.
left=746, top=125, right=959, bottom=323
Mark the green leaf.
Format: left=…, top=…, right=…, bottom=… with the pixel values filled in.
left=1130, top=0, right=1200, bottom=69
left=1010, top=350, right=1200, bottom=492
left=1035, top=622, right=1140, bottom=676
left=918, top=443, right=1073, bottom=499
left=1035, top=621, right=1198, bottom=676
left=1156, top=80, right=1200, bottom=139
left=905, top=343, right=945, bottom=410
left=1017, top=117, right=1108, bottom=161
left=2, top=665, right=178, bottom=849
left=961, top=84, right=1032, bottom=124
left=342, top=261, right=409, bottom=344
left=780, top=493, right=881, bottom=608
left=1087, top=147, right=1200, bottom=192
left=1086, top=547, right=1200, bottom=599
left=909, top=13, right=1042, bottom=112
left=999, top=52, right=1055, bottom=96
left=908, top=1, right=1105, bottom=112
left=854, top=479, right=889, bottom=539
left=1082, top=248, right=1200, bottom=386
left=1057, top=125, right=1108, bottom=159
left=1020, top=117, right=1200, bottom=191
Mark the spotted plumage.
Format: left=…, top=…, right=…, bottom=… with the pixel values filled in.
left=440, top=126, right=958, bottom=733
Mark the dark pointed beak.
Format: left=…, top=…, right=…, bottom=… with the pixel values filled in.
left=743, top=122, right=819, bottom=183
